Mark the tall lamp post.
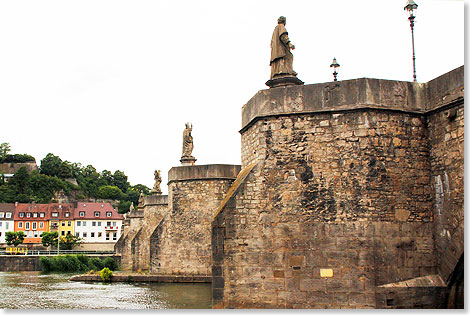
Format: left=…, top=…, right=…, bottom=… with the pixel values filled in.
left=330, top=57, right=340, bottom=81
left=404, top=0, right=418, bottom=82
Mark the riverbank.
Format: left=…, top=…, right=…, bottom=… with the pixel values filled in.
left=70, top=272, right=211, bottom=283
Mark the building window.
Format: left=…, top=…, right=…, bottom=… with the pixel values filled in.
left=34, top=232, right=38, bottom=238
left=5, top=213, right=11, bottom=219
left=25, top=222, right=30, bottom=230
left=5, top=222, right=8, bottom=229
left=39, top=222, right=44, bottom=228
left=40, top=212, right=45, bottom=218
left=67, top=231, right=71, bottom=235
left=106, top=212, right=112, bottom=217
left=33, top=212, right=38, bottom=218
left=112, top=221, right=116, bottom=227
left=65, top=212, right=70, bottom=218
left=68, top=221, right=71, bottom=226
left=28, top=231, right=33, bottom=237
left=83, top=232, right=87, bottom=238
left=39, top=232, right=43, bottom=237
left=79, top=211, right=85, bottom=217
left=91, top=232, right=95, bottom=238
left=51, top=212, right=58, bottom=218
left=97, top=222, right=101, bottom=227
left=75, top=232, right=79, bottom=237
left=0, top=212, right=4, bottom=218
left=0, top=222, right=2, bottom=227
left=61, top=221, right=65, bottom=226
left=32, top=222, right=37, bottom=230
left=98, top=232, right=102, bottom=238
left=61, top=231, right=65, bottom=236
left=106, top=233, right=110, bottom=241
left=83, top=221, right=86, bottom=227
left=92, top=221, right=96, bottom=227
left=19, top=213, right=24, bottom=218
left=26, top=213, right=31, bottom=218
left=107, top=222, right=111, bottom=227
left=0, top=232, right=2, bottom=237
left=77, top=221, right=81, bottom=227
left=18, top=222, right=23, bottom=228
left=113, top=232, right=117, bottom=241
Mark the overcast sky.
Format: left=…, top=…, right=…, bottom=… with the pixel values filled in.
left=0, top=0, right=464, bottom=194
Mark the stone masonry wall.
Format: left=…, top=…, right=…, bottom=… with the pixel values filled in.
left=132, top=194, right=168, bottom=271
left=114, top=210, right=144, bottom=271
left=428, top=103, right=464, bottom=282
left=150, top=165, right=240, bottom=276
left=216, top=109, right=438, bottom=308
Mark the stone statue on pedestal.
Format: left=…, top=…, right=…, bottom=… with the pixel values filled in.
left=152, top=169, right=162, bottom=194
left=180, top=123, right=197, bottom=166
left=266, top=16, right=303, bottom=88
left=138, top=192, right=145, bottom=208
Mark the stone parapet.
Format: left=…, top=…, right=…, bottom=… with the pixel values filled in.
left=241, top=66, right=463, bottom=133
left=168, top=164, right=241, bottom=184
left=144, top=194, right=168, bottom=206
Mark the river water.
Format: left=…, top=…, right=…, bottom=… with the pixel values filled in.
left=0, top=272, right=212, bottom=309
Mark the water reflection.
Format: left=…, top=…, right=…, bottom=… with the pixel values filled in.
left=0, top=272, right=212, bottom=309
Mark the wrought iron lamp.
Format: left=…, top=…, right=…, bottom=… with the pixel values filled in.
left=404, top=0, right=418, bottom=82
left=330, top=57, right=340, bottom=81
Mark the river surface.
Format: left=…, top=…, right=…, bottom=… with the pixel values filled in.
left=0, top=272, right=212, bottom=309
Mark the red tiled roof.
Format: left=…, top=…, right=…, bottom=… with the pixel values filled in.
left=14, top=203, right=74, bottom=221
left=0, top=203, right=15, bottom=216
left=73, top=202, right=124, bottom=220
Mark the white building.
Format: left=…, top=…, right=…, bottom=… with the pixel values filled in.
left=73, top=202, right=124, bottom=250
left=0, top=203, right=15, bottom=244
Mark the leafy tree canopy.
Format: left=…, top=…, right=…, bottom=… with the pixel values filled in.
left=5, top=231, right=26, bottom=246
left=41, top=231, right=58, bottom=247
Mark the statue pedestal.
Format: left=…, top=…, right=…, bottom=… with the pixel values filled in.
left=266, top=75, right=304, bottom=88
left=180, top=156, right=196, bottom=166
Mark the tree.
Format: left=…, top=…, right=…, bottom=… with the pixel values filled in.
left=112, top=170, right=129, bottom=193
left=59, top=233, right=82, bottom=250
left=41, top=231, right=58, bottom=247
left=5, top=231, right=26, bottom=246
left=97, top=185, right=123, bottom=200
left=0, top=142, right=11, bottom=159
left=40, top=153, right=63, bottom=177
left=10, top=167, right=31, bottom=198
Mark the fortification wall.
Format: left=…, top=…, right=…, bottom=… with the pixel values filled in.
left=114, top=210, right=144, bottom=270
left=150, top=164, right=240, bottom=276
left=132, top=194, right=168, bottom=271
left=213, top=66, right=463, bottom=309
left=426, top=68, right=464, bottom=283
left=0, top=162, right=38, bottom=174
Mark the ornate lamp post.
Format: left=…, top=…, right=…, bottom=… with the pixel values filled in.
left=404, top=0, right=418, bottom=82
left=330, top=57, right=340, bottom=81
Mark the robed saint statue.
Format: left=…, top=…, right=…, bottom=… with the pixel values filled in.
left=270, top=16, right=297, bottom=79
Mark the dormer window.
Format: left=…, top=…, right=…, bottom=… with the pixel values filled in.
left=0, top=212, right=4, bottom=218
left=94, top=212, right=100, bottom=217
left=106, top=212, right=112, bottom=217
left=40, top=212, right=45, bottom=218
left=51, top=212, right=58, bottom=218
left=5, top=213, right=11, bottom=219
left=33, top=212, right=38, bottom=218
left=65, top=212, right=70, bottom=218
left=26, top=213, right=31, bottom=218
left=19, top=212, right=24, bottom=218
left=79, top=211, right=85, bottom=217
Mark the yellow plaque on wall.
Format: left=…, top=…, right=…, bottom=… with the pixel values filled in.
left=320, top=268, right=334, bottom=278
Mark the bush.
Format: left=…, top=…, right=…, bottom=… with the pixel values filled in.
left=102, top=257, right=118, bottom=271
left=88, top=257, right=104, bottom=271
left=100, top=267, right=113, bottom=282
left=39, top=256, right=54, bottom=272
left=39, top=254, right=95, bottom=273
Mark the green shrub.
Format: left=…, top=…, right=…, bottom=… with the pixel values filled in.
left=100, top=267, right=113, bottom=282
left=103, top=257, right=118, bottom=271
left=39, top=256, right=54, bottom=272
left=88, top=257, right=104, bottom=271
left=76, top=254, right=89, bottom=272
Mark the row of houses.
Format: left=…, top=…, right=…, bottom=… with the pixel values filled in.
left=0, top=202, right=124, bottom=246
